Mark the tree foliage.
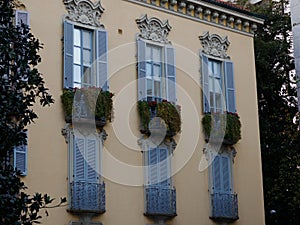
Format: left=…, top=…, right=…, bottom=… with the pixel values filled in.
left=249, top=0, right=300, bottom=224
left=0, top=0, right=65, bottom=224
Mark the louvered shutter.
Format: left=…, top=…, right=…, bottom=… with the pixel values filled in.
left=158, top=148, right=170, bottom=187
left=137, top=39, right=147, bottom=101
left=14, top=135, right=28, bottom=176
left=74, top=137, right=85, bottom=180
left=224, top=61, right=236, bottom=113
left=221, top=155, right=231, bottom=192
left=201, top=55, right=210, bottom=113
left=148, top=148, right=158, bottom=185
left=63, top=21, right=74, bottom=88
left=96, top=30, right=108, bottom=90
left=15, top=10, right=29, bottom=26
left=86, top=138, right=98, bottom=181
left=212, top=155, right=221, bottom=192
left=165, top=46, right=176, bottom=103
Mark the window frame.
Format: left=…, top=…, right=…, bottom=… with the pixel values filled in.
left=201, top=53, right=236, bottom=113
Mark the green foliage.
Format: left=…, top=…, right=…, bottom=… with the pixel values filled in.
left=202, top=112, right=241, bottom=145
left=61, top=87, right=114, bottom=124
left=251, top=0, right=300, bottom=224
left=0, top=165, right=67, bottom=225
left=138, top=100, right=181, bottom=135
left=0, top=0, right=63, bottom=224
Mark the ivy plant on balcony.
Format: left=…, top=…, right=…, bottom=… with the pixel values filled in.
left=138, top=100, right=181, bottom=137
left=61, top=87, right=113, bottom=127
left=202, top=112, right=241, bottom=145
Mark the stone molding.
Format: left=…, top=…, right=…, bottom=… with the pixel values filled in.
left=63, top=0, right=104, bottom=27
left=199, top=31, right=230, bottom=59
left=136, top=14, right=172, bottom=44
left=127, top=0, right=264, bottom=36
left=138, top=136, right=177, bottom=153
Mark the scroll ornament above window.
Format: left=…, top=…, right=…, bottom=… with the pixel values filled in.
left=199, top=32, right=230, bottom=59
left=63, top=0, right=104, bottom=27
left=136, top=14, right=172, bottom=44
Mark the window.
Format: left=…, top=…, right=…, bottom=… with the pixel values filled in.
left=64, top=21, right=108, bottom=90
left=137, top=39, right=176, bottom=103
left=202, top=55, right=236, bottom=113
left=12, top=132, right=28, bottom=176
left=208, top=148, right=238, bottom=221
left=146, top=147, right=171, bottom=187
left=68, top=131, right=105, bottom=213
left=15, top=10, right=29, bottom=26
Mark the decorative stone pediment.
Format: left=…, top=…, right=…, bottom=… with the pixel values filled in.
left=136, top=14, right=172, bottom=44
left=63, top=0, right=104, bottom=27
left=199, top=32, right=230, bottom=59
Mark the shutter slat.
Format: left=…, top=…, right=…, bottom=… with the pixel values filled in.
left=137, top=39, right=147, bottom=101
left=212, top=155, right=221, bottom=192
left=96, top=30, right=108, bottom=90
left=224, top=61, right=236, bottom=112
left=159, top=148, right=169, bottom=187
left=202, top=55, right=210, bottom=113
left=74, top=137, right=85, bottom=180
left=148, top=148, right=158, bottom=185
left=64, top=21, right=74, bottom=88
left=15, top=10, right=29, bottom=26
left=87, top=139, right=97, bottom=181
left=165, top=46, right=176, bottom=103
left=14, top=138, right=27, bottom=176
left=222, top=155, right=231, bottom=192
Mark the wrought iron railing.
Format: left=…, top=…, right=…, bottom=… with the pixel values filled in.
left=144, top=186, right=176, bottom=217
left=210, top=192, right=239, bottom=222
left=69, top=181, right=105, bottom=214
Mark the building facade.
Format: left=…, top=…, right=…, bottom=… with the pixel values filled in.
left=14, top=0, right=265, bottom=225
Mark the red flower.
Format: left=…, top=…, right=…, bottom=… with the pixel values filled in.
left=148, top=101, right=157, bottom=107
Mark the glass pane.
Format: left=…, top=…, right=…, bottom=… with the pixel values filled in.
left=147, top=79, right=152, bottom=96
left=153, top=64, right=161, bottom=77
left=73, top=65, right=81, bottom=83
left=215, top=93, right=222, bottom=110
left=146, top=46, right=151, bottom=60
left=83, top=49, right=91, bottom=65
left=213, top=61, right=221, bottom=76
left=146, top=62, right=152, bottom=77
left=209, top=76, right=214, bottom=92
left=215, top=78, right=222, bottom=94
left=208, top=61, right=213, bottom=75
left=74, top=29, right=81, bottom=46
left=74, top=47, right=81, bottom=64
left=154, top=80, right=161, bottom=97
left=153, top=47, right=161, bottom=61
left=82, top=30, right=91, bottom=49
left=210, top=92, right=215, bottom=112
left=83, top=66, right=92, bottom=86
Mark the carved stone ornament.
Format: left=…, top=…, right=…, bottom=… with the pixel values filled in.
left=13, top=0, right=25, bottom=8
left=63, top=0, right=104, bottom=27
left=138, top=136, right=177, bottom=153
left=199, top=31, right=230, bottom=59
left=136, top=14, right=172, bottom=44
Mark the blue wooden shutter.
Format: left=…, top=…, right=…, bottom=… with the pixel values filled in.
left=148, top=148, right=158, bottom=185
left=64, top=21, right=74, bottom=88
left=86, top=138, right=98, bottom=181
left=224, top=61, right=236, bottom=113
left=221, top=155, right=231, bottom=192
left=158, top=148, right=170, bottom=187
left=202, top=55, right=210, bottom=113
left=74, top=137, right=85, bottom=180
left=14, top=132, right=28, bottom=176
left=212, top=155, right=221, bottom=192
left=96, top=30, right=108, bottom=90
left=165, top=46, right=176, bottom=103
left=137, top=39, right=147, bottom=101
left=15, top=10, right=29, bottom=26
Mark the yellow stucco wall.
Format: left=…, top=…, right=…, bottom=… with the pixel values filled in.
left=20, top=0, right=265, bottom=225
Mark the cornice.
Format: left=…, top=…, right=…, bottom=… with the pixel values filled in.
left=63, top=0, right=104, bottom=27
left=126, top=0, right=264, bottom=36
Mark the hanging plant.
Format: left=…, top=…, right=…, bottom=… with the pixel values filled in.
left=138, top=100, right=181, bottom=136
left=60, top=87, right=114, bottom=126
left=202, top=112, right=241, bottom=145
